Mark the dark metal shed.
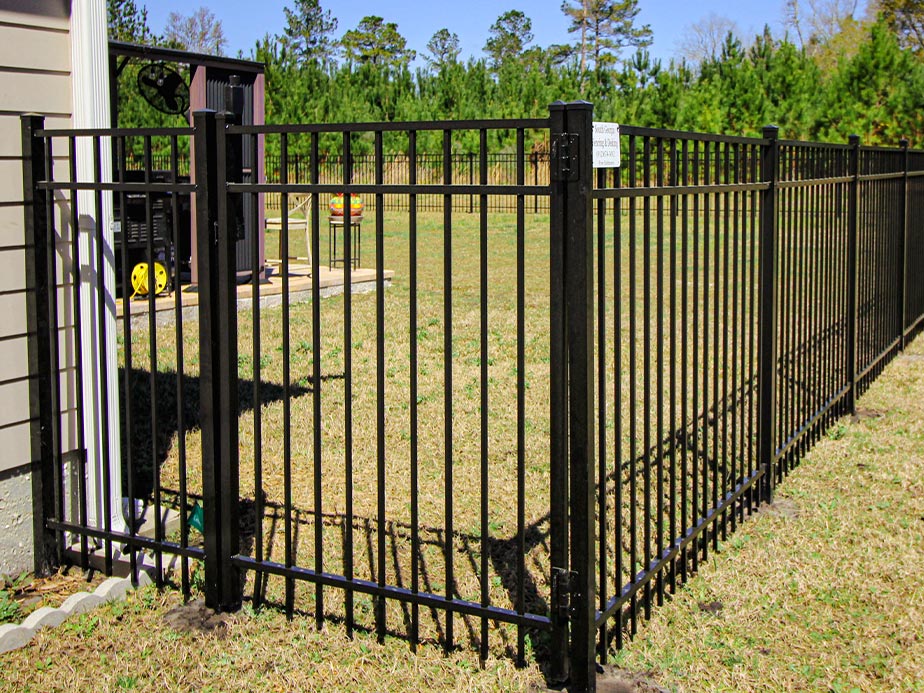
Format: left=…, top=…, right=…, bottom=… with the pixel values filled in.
left=108, top=40, right=266, bottom=283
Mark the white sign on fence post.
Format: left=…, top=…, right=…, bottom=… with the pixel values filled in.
left=592, top=122, right=621, bottom=168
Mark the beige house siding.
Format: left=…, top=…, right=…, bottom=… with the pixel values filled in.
left=0, top=0, right=74, bottom=575
left=0, top=21, right=70, bottom=73
left=0, top=3, right=70, bottom=30
left=0, top=71, right=72, bottom=116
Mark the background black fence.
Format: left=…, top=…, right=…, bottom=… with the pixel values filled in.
left=22, top=103, right=924, bottom=693
left=263, top=152, right=551, bottom=214
left=125, top=151, right=551, bottom=215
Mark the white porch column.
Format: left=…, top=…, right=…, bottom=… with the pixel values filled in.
left=69, top=0, right=127, bottom=538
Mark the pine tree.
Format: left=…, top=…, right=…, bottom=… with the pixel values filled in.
left=282, top=0, right=338, bottom=67
left=341, top=16, right=415, bottom=69
left=107, top=0, right=156, bottom=44
left=426, top=29, right=462, bottom=69
left=560, top=0, right=653, bottom=74
left=484, top=10, right=534, bottom=71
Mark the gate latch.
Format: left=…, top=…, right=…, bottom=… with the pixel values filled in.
left=552, top=567, right=579, bottom=621
left=550, top=133, right=580, bottom=182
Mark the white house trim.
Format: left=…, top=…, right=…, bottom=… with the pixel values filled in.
left=69, top=0, right=127, bottom=538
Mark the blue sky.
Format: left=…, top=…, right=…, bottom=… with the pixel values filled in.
left=141, top=1, right=859, bottom=66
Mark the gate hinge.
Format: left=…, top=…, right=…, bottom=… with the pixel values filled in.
left=552, top=567, right=579, bottom=621
left=550, top=133, right=580, bottom=182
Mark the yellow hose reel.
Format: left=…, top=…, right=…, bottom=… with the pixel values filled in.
left=130, top=261, right=168, bottom=298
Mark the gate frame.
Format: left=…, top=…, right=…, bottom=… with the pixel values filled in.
left=21, top=114, right=61, bottom=576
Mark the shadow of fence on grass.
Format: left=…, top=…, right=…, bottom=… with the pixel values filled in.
left=117, top=367, right=331, bottom=498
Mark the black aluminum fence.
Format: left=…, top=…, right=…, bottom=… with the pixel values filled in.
left=589, top=125, right=765, bottom=659
left=21, top=116, right=201, bottom=589
left=583, top=107, right=924, bottom=682
left=21, top=102, right=924, bottom=693
left=124, top=152, right=191, bottom=177
left=222, top=115, right=556, bottom=667
left=22, top=110, right=560, bottom=669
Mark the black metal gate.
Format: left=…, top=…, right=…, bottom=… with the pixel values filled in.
left=22, top=101, right=924, bottom=693
left=204, top=109, right=564, bottom=668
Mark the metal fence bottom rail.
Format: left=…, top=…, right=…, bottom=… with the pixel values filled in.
left=596, top=466, right=765, bottom=630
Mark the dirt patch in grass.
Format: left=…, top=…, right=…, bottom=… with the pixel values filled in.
left=756, top=497, right=799, bottom=519
left=161, top=599, right=228, bottom=636
left=852, top=406, right=883, bottom=421
left=608, top=334, right=924, bottom=692
left=696, top=601, right=724, bottom=616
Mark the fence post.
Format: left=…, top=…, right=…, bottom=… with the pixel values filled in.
left=21, top=114, right=60, bottom=575
left=548, top=101, right=570, bottom=686
left=217, top=109, right=243, bottom=608
left=194, top=109, right=242, bottom=611
left=846, top=135, right=860, bottom=415
left=900, top=138, right=909, bottom=350
left=757, top=125, right=779, bottom=504
left=566, top=102, right=596, bottom=693
left=549, top=100, right=597, bottom=693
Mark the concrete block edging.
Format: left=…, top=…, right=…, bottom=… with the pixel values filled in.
left=0, top=570, right=153, bottom=655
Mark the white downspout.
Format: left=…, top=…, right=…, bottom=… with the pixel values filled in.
left=69, top=0, right=128, bottom=540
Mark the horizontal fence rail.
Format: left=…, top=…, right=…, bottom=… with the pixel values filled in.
left=21, top=104, right=924, bottom=693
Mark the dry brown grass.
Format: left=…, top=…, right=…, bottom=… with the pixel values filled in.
left=0, top=586, right=542, bottom=692
left=7, top=335, right=920, bottom=692
left=610, top=335, right=924, bottom=692
left=122, top=209, right=558, bottom=654
left=121, top=206, right=767, bottom=654
left=5, top=205, right=922, bottom=690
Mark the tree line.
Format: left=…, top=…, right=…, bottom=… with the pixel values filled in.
left=108, top=0, right=924, bottom=155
